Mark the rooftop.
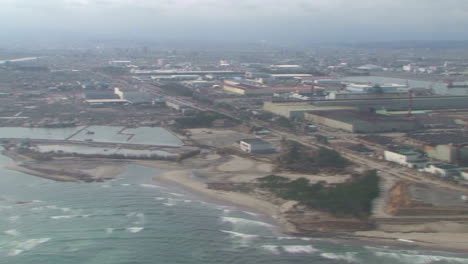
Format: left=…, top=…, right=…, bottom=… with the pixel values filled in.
left=240, top=138, right=270, bottom=145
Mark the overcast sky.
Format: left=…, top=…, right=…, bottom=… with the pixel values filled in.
left=1, top=0, right=468, bottom=45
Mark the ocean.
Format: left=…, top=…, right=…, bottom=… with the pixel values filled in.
left=0, top=152, right=467, bottom=263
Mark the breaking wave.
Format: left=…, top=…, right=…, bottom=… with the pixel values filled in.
left=220, top=230, right=259, bottom=239
left=221, top=217, right=274, bottom=228
left=320, top=252, right=358, bottom=263
left=282, top=245, right=318, bottom=254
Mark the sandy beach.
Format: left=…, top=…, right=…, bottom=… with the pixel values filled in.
left=4, top=148, right=468, bottom=252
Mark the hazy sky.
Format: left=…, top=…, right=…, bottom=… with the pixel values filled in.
left=1, top=0, right=468, bottom=44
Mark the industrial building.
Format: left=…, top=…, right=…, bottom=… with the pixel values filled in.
left=384, top=148, right=427, bottom=168
left=84, top=91, right=119, bottom=100
left=421, top=163, right=460, bottom=178
left=409, top=131, right=468, bottom=164
left=151, top=75, right=201, bottom=81
left=312, top=96, right=468, bottom=111
left=223, top=80, right=273, bottom=96
left=263, top=101, right=354, bottom=118
left=239, top=138, right=275, bottom=154
left=304, top=110, right=420, bottom=133
left=131, top=69, right=245, bottom=77
left=345, top=83, right=407, bottom=93
left=85, top=99, right=129, bottom=107
left=266, top=97, right=458, bottom=118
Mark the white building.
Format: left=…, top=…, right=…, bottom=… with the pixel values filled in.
left=384, top=148, right=427, bottom=169
left=421, top=163, right=460, bottom=178
left=346, top=83, right=408, bottom=93
left=239, top=138, right=275, bottom=154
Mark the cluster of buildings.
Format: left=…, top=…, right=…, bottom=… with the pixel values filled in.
left=83, top=86, right=155, bottom=107
left=384, top=147, right=468, bottom=180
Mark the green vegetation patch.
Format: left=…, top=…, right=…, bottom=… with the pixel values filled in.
left=258, top=170, right=380, bottom=217
left=175, top=111, right=238, bottom=128
left=277, top=140, right=350, bottom=173
left=159, top=83, right=193, bottom=97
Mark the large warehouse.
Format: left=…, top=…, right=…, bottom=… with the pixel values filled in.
left=304, top=110, right=420, bottom=133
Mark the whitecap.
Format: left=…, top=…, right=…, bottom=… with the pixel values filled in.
left=4, top=229, right=19, bottom=236
left=221, top=217, right=274, bottom=228
left=10, top=238, right=51, bottom=255
left=50, top=215, right=77, bottom=219
left=140, top=184, right=165, bottom=189
left=32, top=200, right=43, bottom=203
left=8, top=216, right=19, bottom=223
left=183, top=200, right=192, bottom=203
left=243, top=211, right=259, bottom=216
left=106, top=228, right=114, bottom=234
left=220, top=230, right=259, bottom=239
left=168, top=192, right=184, bottom=197
left=45, top=205, right=58, bottom=209
left=282, top=245, right=318, bottom=254
left=7, top=249, right=23, bottom=256
left=320, top=252, right=358, bottom=263
left=154, top=197, right=166, bottom=201
left=374, top=251, right=468, bottom=264
left=60, top=207, right=71, bottom=212
left=120, top=184, right=130, bottom=186
left=278, top=236, right=298, bottom=241
left=127, top=227, right=144, bottom=233
left=261, top=245, right=281, bottom=255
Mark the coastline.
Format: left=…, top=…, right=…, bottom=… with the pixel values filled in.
left=150, top=165, right=468, bottom=253
left=3, top=149, right=468, bottom=253
left=154, top=169, right=297, bottom=234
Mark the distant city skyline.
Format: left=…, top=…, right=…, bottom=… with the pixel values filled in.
left=1, top=0, right=468, bottom=46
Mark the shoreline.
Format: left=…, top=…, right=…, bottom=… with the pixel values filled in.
left=151, top=166, right=468, bottom=253
left=3, top=150, right=468, bottom=253
left=153, top=169, right=296, bottom=234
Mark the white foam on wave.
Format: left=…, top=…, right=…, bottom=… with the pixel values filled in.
left=243, top=211, right=259, bottom=217
left=183, top=200, right=192, bottom=203
left=220, top=230, right=259, bottom=239
left=8, top=216, right=19, bottom=223
left=374, top=251, right=468, bottom=264
left=154, top=197, right=166, bottom=201
left=8, top=249, right=24, bottom=256
left=163, top=198, right=177, bottom=207
left=140, top=184, right=165, bottom=189
left=169, top=192, right=184, bottom=197
left=32, top=200, right=43, bottom=203
left=261, top=245, right=281, bottom=255
left=50, top=214, right=89, bottom=220
left=221, top=217, right=274, bottom=228
left=127, top=227, right=144, bottom=233
left=282, top=245, right=318, bottom=254
left=320, top=252, right=358, bottom=263
left=106, top=228, right=114, bottom=234
left=278, top=236, right=298, bottom=241
left=50, top=215, right=76, bottom=219
left=45, top=205, right=58, bottom=209
left=8, top=238, right=51, bottom=256
left=120, top=184, right=130, bottom=186
left=4, top=229, right=19, bottom=236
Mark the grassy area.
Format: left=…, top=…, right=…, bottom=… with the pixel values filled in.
left=258, top=170, right=380, bottom=217
left=175, top=111, right=238, bottom=128
left=159, top=83, right=193, bottom=97
left=277, top=140, right=350, bottom=173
